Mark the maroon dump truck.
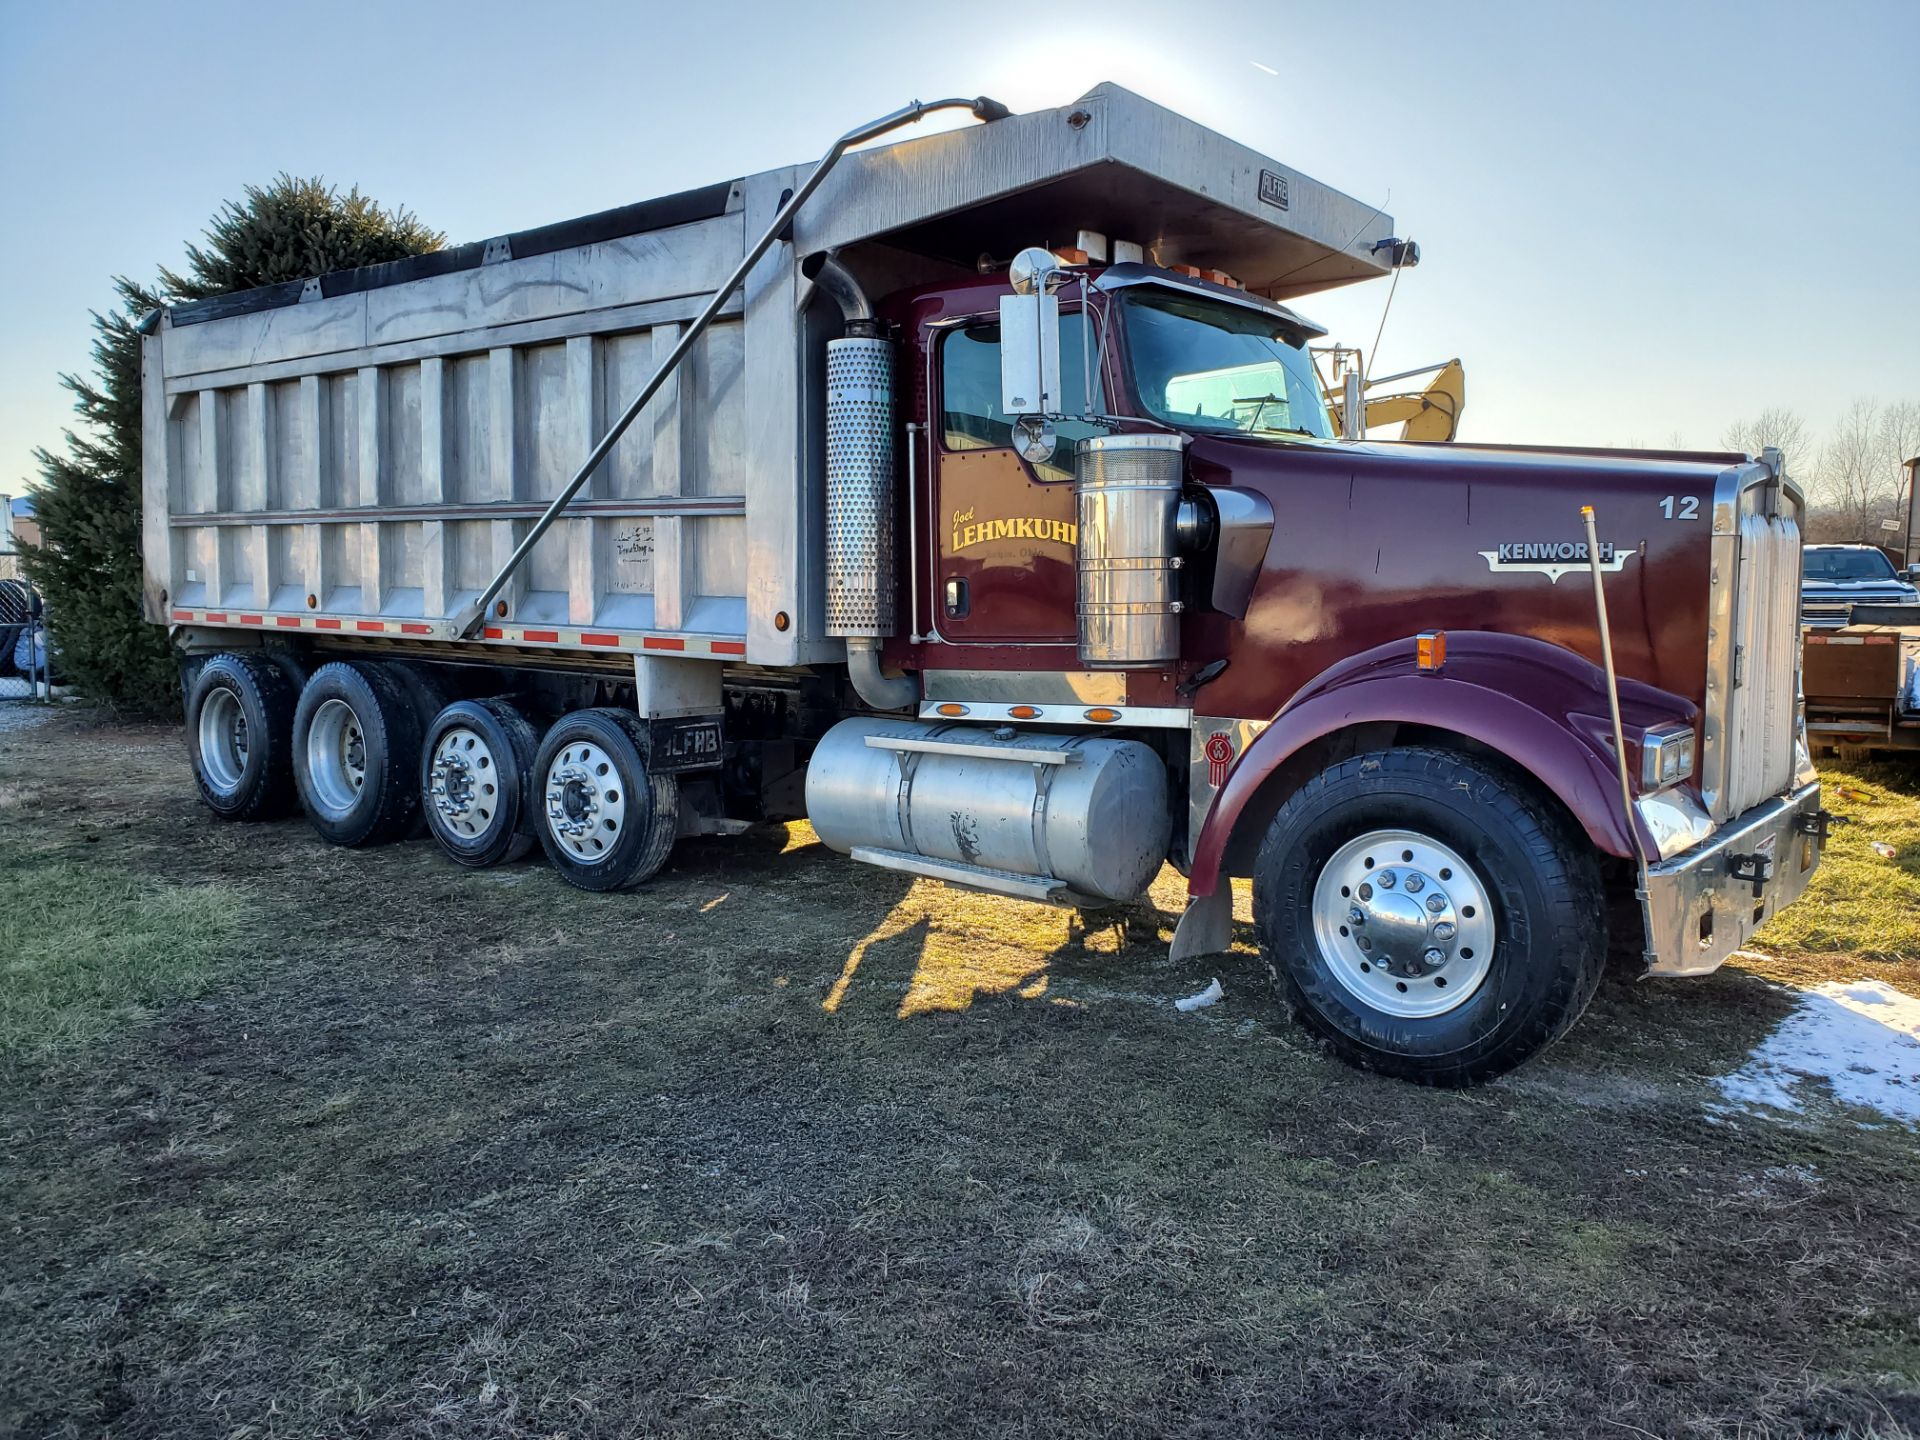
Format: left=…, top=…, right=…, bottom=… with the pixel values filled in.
left=144, top=85, right=1826, bottom=1083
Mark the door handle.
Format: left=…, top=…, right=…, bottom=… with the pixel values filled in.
left=943, top=576, right=969, bottom=619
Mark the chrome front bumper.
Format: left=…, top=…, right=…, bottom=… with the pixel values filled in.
left=1643, top=782, right=1825, bottom=977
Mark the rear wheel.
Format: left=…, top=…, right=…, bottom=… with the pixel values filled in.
left=186, top=653, right=297, bottom=820
left=292, top=661, right=423, bottom=846
left=1253, top=746, right=1605, bottom=1086
left=421, top=698, right=539, bottom=868
left=533, top=708, right=678, bottom=891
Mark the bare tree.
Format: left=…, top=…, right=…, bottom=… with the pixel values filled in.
left=1721, top=407, right=1810, bottom=470
left=1808, top=399, right=1914, bottom=544
left=1881, top=400, right=1920, bottom=535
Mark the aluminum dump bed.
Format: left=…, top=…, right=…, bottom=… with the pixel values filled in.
left=144, top=82, right=1397, bottom=667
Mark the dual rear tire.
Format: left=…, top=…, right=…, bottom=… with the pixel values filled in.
left=421, top=698, right=539, bottom=869
left=292, top=661, right=421, bottom=846
left=531, top=708, right=679, bottom=891
left=187, top=653, right=678, bottom=891
left=185, top=653, right=299, bottom=821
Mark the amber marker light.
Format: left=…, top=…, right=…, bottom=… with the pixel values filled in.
left=1008, top=705, right=1042, bottom=720
left=935, top=703, right=969, bottom=717
left=1083, top=707, right=1121, bottom=723
left=1416, top=630, right=1447, bottom=672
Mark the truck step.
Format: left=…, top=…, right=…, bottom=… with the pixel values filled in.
left=862, top=734, right=1079, bottom=766
left=848, top=845, right=1070, bottom=904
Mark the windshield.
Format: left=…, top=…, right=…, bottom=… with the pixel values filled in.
left=1805, top=548, right=1898, bottom=582
left=1121, top=289, right=1332, bottom=439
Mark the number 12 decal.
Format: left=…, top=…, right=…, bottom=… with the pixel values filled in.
left=1659, top=495, right=1700, bottom=520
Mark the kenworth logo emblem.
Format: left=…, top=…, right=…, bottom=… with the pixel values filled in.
left=1479, top=540, right=1632, bottom=584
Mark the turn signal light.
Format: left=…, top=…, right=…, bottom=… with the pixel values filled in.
left=1416, top=630, right=1447, bottom=672
left=1084, top=707, right=1121, bottom=723
left=1008, top=705, right=1042, bottom=720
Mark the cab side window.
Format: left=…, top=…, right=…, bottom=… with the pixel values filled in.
left=939, top=315, right=1098, bottom=482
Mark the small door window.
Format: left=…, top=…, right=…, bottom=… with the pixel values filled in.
left=939, top=316, right=1099, bottom=482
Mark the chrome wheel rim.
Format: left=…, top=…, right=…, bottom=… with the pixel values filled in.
left=197, top=688, right=248, bottom=795
left=429, top=725, right=500, bottom=840
left=306, top=697, right=368, bottom=816
left=1311, top=828, right=1496, bottom=1019
left=544, top=740, right=627, bottom=865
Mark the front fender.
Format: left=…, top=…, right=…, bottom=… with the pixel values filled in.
left=1187, top=632, right=1695, bottom=897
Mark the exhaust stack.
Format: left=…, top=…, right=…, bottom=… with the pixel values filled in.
left=808, top=252, right=917, bottom=710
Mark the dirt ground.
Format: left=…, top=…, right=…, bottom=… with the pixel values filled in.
left=2, top=708, right=1917, bottom=1439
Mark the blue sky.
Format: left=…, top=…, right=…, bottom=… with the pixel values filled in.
left=2, top=0, right=1914, bottom=494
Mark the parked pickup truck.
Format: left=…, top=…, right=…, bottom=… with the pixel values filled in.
left=1800, top=544, right=1919, bottom=628
left=144, top=83, right=1829, bottom=1085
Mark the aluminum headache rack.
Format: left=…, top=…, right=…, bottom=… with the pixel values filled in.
left=143, top=83, right=1398, bottom=668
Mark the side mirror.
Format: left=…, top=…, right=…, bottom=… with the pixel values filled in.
left=999, top=289, right=1061, bottom=419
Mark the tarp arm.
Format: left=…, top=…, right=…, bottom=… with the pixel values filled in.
left=453, top=95, right=1010, bottom=639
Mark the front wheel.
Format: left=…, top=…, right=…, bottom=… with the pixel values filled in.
left=1253, top=746, right=1605, bottom=1086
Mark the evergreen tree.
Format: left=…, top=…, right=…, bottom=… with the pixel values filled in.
left=159, top=175, right=442, bottom=299
left=21, top=180, right=443, bottom=711
left=20, top=279, right=172, bottom=707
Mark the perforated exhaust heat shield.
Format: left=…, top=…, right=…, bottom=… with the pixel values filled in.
left=825, top=336, right=896, bottom=637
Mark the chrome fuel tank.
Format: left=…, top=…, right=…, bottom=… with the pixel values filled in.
left=805, top=717, right=1172, bottom=903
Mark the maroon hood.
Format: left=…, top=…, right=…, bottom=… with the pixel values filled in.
left=1182, top=435, right=1743, bottom=724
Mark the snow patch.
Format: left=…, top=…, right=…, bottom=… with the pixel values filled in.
left=1717, top=980, right=1920, bottom=1126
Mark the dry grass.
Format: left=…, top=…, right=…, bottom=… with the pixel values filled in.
left=1752, top=759, right=1920, bottom=969
left=0, top=712, right=1916, bottom=1439
left=0, top=849, right=247, bottom=1063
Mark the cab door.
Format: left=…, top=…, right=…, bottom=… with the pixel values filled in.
left=931, top=314, right=1099, bottom=647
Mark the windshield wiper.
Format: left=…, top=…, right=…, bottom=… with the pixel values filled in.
left=1234, top=393, right=1284, bottom=431
left=1231, top=394, right=1317, bottom=437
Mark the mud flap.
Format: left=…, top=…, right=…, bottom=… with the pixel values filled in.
left=1169, top=889, right=1235, bottom=963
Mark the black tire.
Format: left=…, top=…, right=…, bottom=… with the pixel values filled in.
left=386, top=663, right=451, bottom=839
left=421, top=698, right=540, bottom=868
left=291, top=660, right=423, bottom=847
left=184, top=652, right=298, bottom=821
left=1253, top=746, right=1605, bottom=1086
left=532, top=708, right=679, bottom=892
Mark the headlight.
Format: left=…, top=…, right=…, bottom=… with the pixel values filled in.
left=1640, top=725, right=1696, bottom=790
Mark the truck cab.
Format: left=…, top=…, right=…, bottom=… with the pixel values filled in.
left=803, top=234, right=1826, bottom=1083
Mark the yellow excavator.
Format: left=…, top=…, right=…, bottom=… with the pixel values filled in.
left=1319, top=348, right=1466, bottom=441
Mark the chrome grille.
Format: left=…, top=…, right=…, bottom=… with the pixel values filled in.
left=1706, top=458, right=1804, bottom=821
left=1725, top=509, right=1802, bottom=815
left=1800, top=588, right=1913, bottom=628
